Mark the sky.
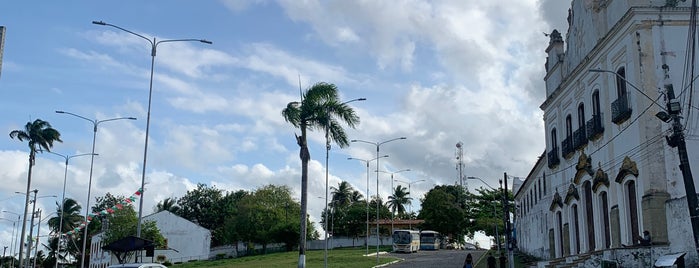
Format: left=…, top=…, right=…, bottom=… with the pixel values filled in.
left=0, top=0, right=571, bottom=251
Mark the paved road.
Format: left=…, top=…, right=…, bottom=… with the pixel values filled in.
left=384, top=249, right=486, bottom=268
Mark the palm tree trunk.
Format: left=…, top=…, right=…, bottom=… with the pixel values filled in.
left=18, top=151, right=34, bottom=268
left=298, top=125, right=309, bottom=268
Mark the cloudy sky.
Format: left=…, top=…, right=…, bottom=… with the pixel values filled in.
left=0, top=0, right=571, bottom=249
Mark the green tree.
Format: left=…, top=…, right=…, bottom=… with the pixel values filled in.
left=235, top=185, right=300, bottom=253
left=93, top=194, right=165, bottom=263
left=388, top=185, right=411, bottom=219
left=47, top=198, right=84, bottom=265
left=419, top=185, right=468, bottom=243
left=330, top=181, right=355, bottom=208
left=281, top=82, right=360, bottom=265
left=177, top=183, right=226, bottom=246
left=9, top=118, right=62, bottom=266
left=368, top=196, right=391, bottom=235
left=154, top=197, right=180, bottom=214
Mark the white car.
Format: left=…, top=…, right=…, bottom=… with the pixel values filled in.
left=107, top=263, right=167, bottom=268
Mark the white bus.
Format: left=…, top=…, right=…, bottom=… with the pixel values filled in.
left=419, top=230, right=440, bottom=250
left=392, top=230, right=420, bottom=253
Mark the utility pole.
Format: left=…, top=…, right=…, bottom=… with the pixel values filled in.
left=504, top=173, right=513, bottom=268
left=659, top=63, right=699, bottom=257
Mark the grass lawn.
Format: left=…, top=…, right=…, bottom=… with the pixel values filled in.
left=173, top=247, right=399, bottom=268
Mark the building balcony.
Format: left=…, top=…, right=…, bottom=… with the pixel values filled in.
left=586, top=113, right=604, bottom=141
left=573, top=127, right=587, bottom=150
left=611, top=97, right=632, bottom=124
left=548, top=147, right=560, bottom=168
left=562, top=136, right=574, bottom=159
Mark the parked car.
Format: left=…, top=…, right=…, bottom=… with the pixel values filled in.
left=107, top=263, right=166, bottom=268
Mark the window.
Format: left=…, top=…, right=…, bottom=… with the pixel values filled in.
left=566, top=115, right=573, bottom=137
left=538, top=180, right=542, bottom=199
left=551, top=128, right=558, bottom=148
left=616, top=67, right=627, bottom=98
left=584, top=181, right=595, bottom=251
left=577, top=103, right=585, bottom=128
left=573, top=204, right=580, bottom=254
left=627, top=181, right=639, bottom=245
left=592, top=91, right=601, bottom=116
left=600, top=191, right=610, bottom=248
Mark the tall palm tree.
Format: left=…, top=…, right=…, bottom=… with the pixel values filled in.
left=48, top=197, right=84, bottom=265
left=388, top=185, right=411, bottom=218
left=155, top=197, right=180, bottom=214
left=331, top=181, right=355, bottom=208
left=349, top=190, right=364, bottom=203
left=10, top=118, right=62, bottom=267
left=282, top=82, right=360, bottom=267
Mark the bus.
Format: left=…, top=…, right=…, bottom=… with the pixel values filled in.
left=392, top=230, right=420, bottom=253
left=419, top=230, right=440, bottom=250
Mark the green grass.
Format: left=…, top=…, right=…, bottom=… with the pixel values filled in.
left=173, top=247, right=399, bottom=268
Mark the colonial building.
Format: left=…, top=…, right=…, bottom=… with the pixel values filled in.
left=89, top=211, right=211, bottom=267
left=515, top=0, right=699, bottom=266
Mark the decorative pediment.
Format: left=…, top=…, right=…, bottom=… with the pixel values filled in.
left=550, top=191, right=564, bottom=211
left=564, top=184, right=579, bottom=204
left=573, top=152, right=594, bottom=184
left=592, top=167, right=610, bottom=192
left=615, top=156, right=639, bottom=183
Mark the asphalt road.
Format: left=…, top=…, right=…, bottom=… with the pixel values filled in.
left=384, top=249, right=486, bottom=268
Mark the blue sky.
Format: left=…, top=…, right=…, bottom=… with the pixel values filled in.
left=0, top=0, right=570, bottom=248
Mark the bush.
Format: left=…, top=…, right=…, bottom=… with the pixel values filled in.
left=163, top=260, right=173, bottom=267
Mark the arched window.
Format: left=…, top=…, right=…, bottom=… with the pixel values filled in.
left=557, top=211, right=564, bottom=257
left=572, top=204, right=580, bottom=254
left=551, top=128, right=558, bottom=148
left=578, top=103, right=585, bottom=128
left=592, top=90, right=601, bottom=116
left=584, top=181, right=595, bottom=251
left=627, top=181, right=639, bottom=244
left=566, top=115, right=573, bottom=138
left=600, top=191, right=611, bottom=248
left=616, top=67, right=627, bottom=98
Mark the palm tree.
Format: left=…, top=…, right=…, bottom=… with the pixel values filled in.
left=282, top=82, right=360, bottom=267
left=331, top=181, right=355, bottom=208
left=155, top=197, right=180, bottom=214
left=48, top=198, right=83, bottom=265
left=388, top=185, right=411, bottom=218
left=349, top=190, right=364, bottom=203
left=10, top=118, right=62, bottom=267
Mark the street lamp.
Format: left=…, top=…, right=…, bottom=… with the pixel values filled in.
left=393, top=178, right=425, bottom=230
left=55, top=110, right=136, bottom=268
left=590, top=66, right=699, bottom=257
left=91, top=21, right=212, bottom=248
left=466, top=176, right=500, bottom=251
left=377, top=169, right=410, bottom=232
left=348, top=155, right=388, bottom=255
left=351, top=137, right=407, bottom=264
left=0, top=214, right=18, bottom=268
left=46, top=151, right=96, bottom=268
left=15, top=191, right=56, bottom=268
left=322, top=98, right=364, bottom=268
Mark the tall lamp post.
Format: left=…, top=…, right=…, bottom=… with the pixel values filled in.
left=393, top=178, right=424, bottom=230
left=377, top=169, right=410, bottom=232
left=2, top=211, right=20, bottom=267
left=351, top=137, right=407, bottom=264
left=322, top=98, right=364, bottom=268
left=91, top=20, right=212, bottom=245
left=466, top=176, right=500, bottom=251
left=348, top=155, right=388, bottom=255
left=590, top=66, right=699, bottom=258
left=56, top=110, right=136, bottom=268
left=0, top=217, right=18, bottom=267
left=46, top=151, right=95, bottom=268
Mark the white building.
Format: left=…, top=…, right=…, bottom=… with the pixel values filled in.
left=89, top=211, right=211, bottom=267
left=516, top=0, right=699, bottom=267
left=143, top=211, right=211, bottom=263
